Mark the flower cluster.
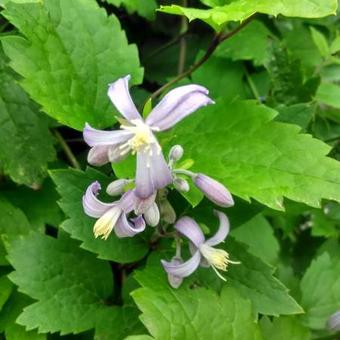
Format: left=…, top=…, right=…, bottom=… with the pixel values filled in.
left=82, top=75, right=239, bottom=287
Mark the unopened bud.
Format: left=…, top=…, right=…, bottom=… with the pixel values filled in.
left=108, top=145, right=129, bottom=163
left=194, top=173, right=234, bottom=207
left=135, top=192, right=156, bottom=215
left=327, top=311, right=340, bottom=332
left=167, top=256, right=184, bottom=289
left=169, top=145, right=184, bottom=162
left=159, top=199, right=177, bottom=224
left=87, top=146, right=108, bottom=166
left=106, top=179, right=130, bottom=196
left=173, top=177, right=190, bottom=192
left=144, top=202, right=160, bottom=227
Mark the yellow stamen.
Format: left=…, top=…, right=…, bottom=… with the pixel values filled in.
left=93, top=206, right=121, bottom=240
left=199, top=243, right=240, bottom=280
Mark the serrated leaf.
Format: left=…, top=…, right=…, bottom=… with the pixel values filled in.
left=275, top=103, right=313, bottom=131
left=0, top=291, right=46, bottom=340
left=260, top=316, right=311, bottom=340
left=315, top=82, right=340, bottom=108
left=132, top=260, right=262, bottom=340
left=159, top=0, right=338, bottom=31
left=215, top=20, right=272, bottom=66
left=1, top=0, right=143, bottom=130
left=103, top=0, right=157, bottom=20
left=163, top=98, right=340, bottom=210
left=6, top=232, right=113, bottom=334
left=301, top=251, right=340, bottom=330
left=231, top=214, right=280, bottom=265
left=50, top=167, right=149, bottom=263
left=0, top=50, right=55, bottom=186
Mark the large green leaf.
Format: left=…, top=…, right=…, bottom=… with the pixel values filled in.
left=6, top=232, right=113, bottom=334
left=132, top=260, right=262, bottom=340
left=300, top=251, right=340, bottom=330
left=50, top=167, right=149, bottom=263
left=0, top=50, right=55, bottom=186
left=159, top=0, right=338, bottom=31
left=1, top=0, right=143, bottom=130
left=260, top=316, right=311, bottom=340
left=163, top=98, right=340, bottom=210
left=315, top=82, right=340, bottom=109
left=103, top=0, right=157, bottom=20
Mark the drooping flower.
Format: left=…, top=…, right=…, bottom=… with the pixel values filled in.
left=83, top=75, right=214, bottom=199
left=82, top=181, right=145, bottom=239
left=161, top=210, right=239, bottom=283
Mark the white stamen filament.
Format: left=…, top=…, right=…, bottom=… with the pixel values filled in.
left=199, top=243, right=240, bottom=281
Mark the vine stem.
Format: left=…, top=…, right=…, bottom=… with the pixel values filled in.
left=177, top=0, right=188, bottom=74
left=149, top=15, right=256, bottom=101
left=54, top=130, right=81, bottom=170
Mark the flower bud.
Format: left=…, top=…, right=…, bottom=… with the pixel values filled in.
left=144, top=202, right=160, bottom=227
left=159, top=198, right=177, bottom=224
left=167, top=256, right=184, bottom=289
left=169, top=145, right=184, bottom=162
left=327, top=311, right=340, bottom=332
left=194, top=173, right=234, bottom=207
left=173, top=177, right=190, bottom=192
left=106, top=179, right=130, bottom=196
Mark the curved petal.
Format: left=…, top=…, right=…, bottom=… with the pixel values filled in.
left=108, top=75, right=141, bottom=121
left=205, top=210, right=230, bottom=246
left=146, top=85, right=214, bottom=131
left=135, top=149, right=154, bottom=199
left=161, top=251, right=201, bottom=278
left=83, top=123, right=133, bottom=147
left=134, top=192, right=156, bottom=215
left=87, top=145, right=110, bottom=166
left=175, top=216, right=205, bottom=247
left=114, top=214, right=145, bottom=238
left=166, top=257, right=184, bottom=288
left=118, top=190, right=135, bottom=213
left=82, top=182, right=115, bottom=218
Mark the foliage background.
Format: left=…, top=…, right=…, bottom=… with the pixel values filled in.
left=0, top=0, right=340, bottom=339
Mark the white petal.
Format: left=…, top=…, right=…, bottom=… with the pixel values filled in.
left=108, top=75, right=141, bottom=121
left=175, top=216, right=205, bottom=247
left=205, top=210, right=230, bottom=247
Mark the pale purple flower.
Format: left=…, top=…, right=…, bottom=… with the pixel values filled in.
left=162, top=211, right=239, bottom=283
left=82, top=181, right=145, bottom=239
left=194, top=173, right=234, bottom=207
left=83, top=75, right=214, bottom=199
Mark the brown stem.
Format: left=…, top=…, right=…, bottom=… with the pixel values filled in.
left=149, top=14, right=256, bottom=101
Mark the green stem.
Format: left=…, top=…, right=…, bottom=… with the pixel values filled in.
left=54, top=130, right=81, bottom=170
left=245, top=69, right=261, bottom=101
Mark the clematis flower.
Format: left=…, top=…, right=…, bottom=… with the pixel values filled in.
left=82, top=181, right=145, bottom=239
left=161, top=210, right=239, bottom=283
left=83, top=75, right=214, bottom=199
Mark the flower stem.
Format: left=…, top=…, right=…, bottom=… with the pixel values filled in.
left=177, top=0, right=188, bottom=75
left=54, top=130, right=81, bottom=170
left=149, top=14, right=256, bottom=101
left=173, top=168, right=196, bottom=178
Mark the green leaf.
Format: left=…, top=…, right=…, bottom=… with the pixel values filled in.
left=50, top=167, right=149, bottom=263
left=301, top=251, right=340, bottom=330
left=223, top=238, right=302, bottom=316
left=125, top=336, right=154, bottom=340
left=315, top=82, right=340, bottom=108
left=310, top=27, right=330, bottom=57
left=3, top=178, right=63, bottom=229
left=164, top=98, right=340, bottom=210
left=191, top=54, right=246, bottom=99
left=159, top=0, right=338, bottom=31
left=260, top=316, right=311, bottom=340
left=215, top=20, right=272, bottom=66
left=103, top=0, right=157, bottom=20
left=231, top=214, right=280, bottom=265
left=0, top=50, right=55, bottom=187
left=132, top=261, right=262, bottom=340
left=0, top=276, right=13, bottom=312
left=0, top=291, right=46, bottom=340
left=330, top=35, right=340, bottom=54
left=1, top=0, right=143, bottom=130
left=6, top=232, right=113, bottom=334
